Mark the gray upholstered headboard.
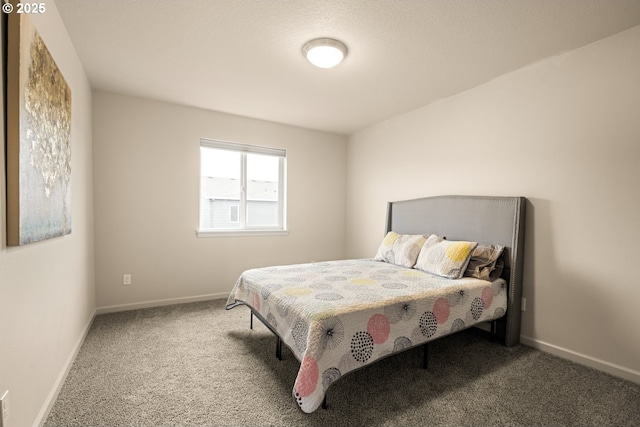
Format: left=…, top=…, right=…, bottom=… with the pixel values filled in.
left=385, top=195, right=526, bottom=347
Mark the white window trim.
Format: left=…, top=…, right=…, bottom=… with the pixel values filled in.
left=196, top=229, right=289, bottom=238
left=198, top=138, right=287, bottom=237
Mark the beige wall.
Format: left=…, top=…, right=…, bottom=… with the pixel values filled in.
left=92, top=92, right=347, bottom=310
left=0, top=3, right=95, bottom=427
left=346, top=25, right=640, bottom=380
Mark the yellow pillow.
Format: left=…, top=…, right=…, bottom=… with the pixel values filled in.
left=415, top=235, right=478, bottom=279
left=374, top=232, right=427, bottom=268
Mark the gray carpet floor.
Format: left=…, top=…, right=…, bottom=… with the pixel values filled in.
left=45, top=299, right=640, bottom=427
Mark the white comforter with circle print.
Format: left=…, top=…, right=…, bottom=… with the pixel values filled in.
left=226, top=259, right=507, bottom=413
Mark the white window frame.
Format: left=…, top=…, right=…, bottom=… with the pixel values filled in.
left=197, top=138, right=287, bottom=237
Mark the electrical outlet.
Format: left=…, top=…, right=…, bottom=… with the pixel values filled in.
left=1, top=390, right=9, bottom=427
left=521, top=297, right=527, bottom=312
left=123, top=274, right=132, bottom=285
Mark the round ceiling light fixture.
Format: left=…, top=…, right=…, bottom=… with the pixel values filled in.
left=302, top=38, right=347, bottom=69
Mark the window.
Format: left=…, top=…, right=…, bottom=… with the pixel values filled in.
left=198, top=138, right=287, bottom=236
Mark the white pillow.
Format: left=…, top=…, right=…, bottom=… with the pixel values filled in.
left=374, top=232, right=427, bottom=268
left=415, top=235, right=478, bottom=279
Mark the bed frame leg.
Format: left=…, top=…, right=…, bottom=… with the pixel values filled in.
left=322, top=396, right=327, bottom=409
left=490, top=320, right=496, bottom=343
left=276, top=336, right=282, bottom=360
left=250, top=311, right=254, bottom=330
left=422, top=343, right=428, bottom=369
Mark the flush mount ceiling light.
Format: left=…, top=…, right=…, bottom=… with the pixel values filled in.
left=302, top=38, right=347, bottom=69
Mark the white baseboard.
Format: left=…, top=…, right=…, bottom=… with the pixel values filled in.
left=35, top=310, right=96, bottom=427
left=520, top=335, right=640, bottom=385
left=96, top=293, right=228, bottom=314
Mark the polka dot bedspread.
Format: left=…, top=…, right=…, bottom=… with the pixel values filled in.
left=226, top=259, right=507, bottom=413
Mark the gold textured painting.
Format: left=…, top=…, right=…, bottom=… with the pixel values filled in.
left=7, top=10, right=72, bottom=246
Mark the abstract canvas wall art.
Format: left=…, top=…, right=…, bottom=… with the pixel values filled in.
left=6, top=10, right=72, bottom=246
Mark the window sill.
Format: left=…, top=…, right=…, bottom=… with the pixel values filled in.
left=196, top=229, right=289, bottom=238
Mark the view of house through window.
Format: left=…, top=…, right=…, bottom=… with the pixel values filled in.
left=199, top=139, right=286, bottom=233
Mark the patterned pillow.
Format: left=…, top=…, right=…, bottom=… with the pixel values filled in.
left=374, top=232, right=427, bottom=268
left=464, top=244, right=505, bottom=280
left=415, top=235, right=478, bottom=279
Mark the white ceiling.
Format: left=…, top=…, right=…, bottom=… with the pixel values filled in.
left=55, top=0, right=640, bottom=135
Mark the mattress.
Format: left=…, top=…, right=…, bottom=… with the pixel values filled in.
left=226, top=259, right=507, bottom=413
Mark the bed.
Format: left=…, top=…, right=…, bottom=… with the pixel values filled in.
left=226, top=195, right=526, bottom=413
